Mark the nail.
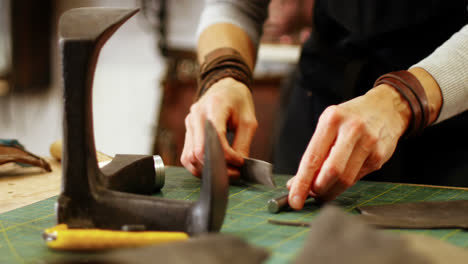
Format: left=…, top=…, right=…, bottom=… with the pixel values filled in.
left=291, top=195, right=303, bottom=209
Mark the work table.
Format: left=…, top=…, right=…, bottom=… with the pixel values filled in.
left=1, top=164, right=468, bottom=263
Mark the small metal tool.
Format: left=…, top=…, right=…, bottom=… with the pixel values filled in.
left=267, top=192, right=316, bottom=213
left=267, top=193, right=290, bottom=214
left=226, top=131, right=275, bottom=188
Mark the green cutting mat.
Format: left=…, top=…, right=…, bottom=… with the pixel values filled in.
left=1, top=167, right=468, bottom=264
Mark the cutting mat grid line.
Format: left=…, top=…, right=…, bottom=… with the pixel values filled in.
left=1, top=167, right=468, bottom=264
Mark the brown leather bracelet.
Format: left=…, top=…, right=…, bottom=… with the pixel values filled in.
left=384, top=71, right=430, bottom=129
left=197, top=48, right=253, bottom=99
left=374, top=70, right=430, bottom=137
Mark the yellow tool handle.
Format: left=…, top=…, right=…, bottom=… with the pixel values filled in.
left=43, top=224, right=188, bottom=250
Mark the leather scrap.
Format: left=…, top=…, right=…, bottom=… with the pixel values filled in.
left=402, top=233, right=468, bottom=264
left=357, top=200, right=468, bottom=229
left=295, top=205, right=430, bottom=264
left=0, top=139, right=51, bottom=172
left=47, top=234, right=269, bottom=264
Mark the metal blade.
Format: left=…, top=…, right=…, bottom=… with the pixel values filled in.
left=240, top=158, right=276, bottom=188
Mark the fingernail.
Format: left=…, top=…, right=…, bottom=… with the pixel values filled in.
left=291, top=195, right=303, bottom=209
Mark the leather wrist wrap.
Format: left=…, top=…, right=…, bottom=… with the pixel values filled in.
left=374, top=70, right=430, bottom=137
left=197, top=47, right=253, bottom=99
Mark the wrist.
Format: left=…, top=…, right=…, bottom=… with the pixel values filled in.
left=408, top=67, right=442, bottom=125
left=373, top=70, right=430, bottom=137
left=197, top=48, right=253, bottom=99
left=367, top=84, right=412, bottom=138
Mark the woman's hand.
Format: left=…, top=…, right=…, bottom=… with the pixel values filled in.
left=287, top=84, right=412, bottom=209
left=180, top=77, right=258, bottom=178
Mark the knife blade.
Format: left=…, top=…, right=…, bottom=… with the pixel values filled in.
left=240, top=157, right=276, bottom=188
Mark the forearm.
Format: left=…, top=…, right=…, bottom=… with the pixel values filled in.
left=370, top=25, right=468, bottom=134
left=198, top=23, right=256, bottom=70
left=196, top=0, right=270, bottom=69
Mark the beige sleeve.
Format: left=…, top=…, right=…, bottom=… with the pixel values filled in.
left=412, top=24, right=468, bottom=123
left=196, top=0, right=270, bottom=47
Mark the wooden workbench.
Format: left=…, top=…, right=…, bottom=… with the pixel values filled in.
left=0, top=159, right=61, bottom=214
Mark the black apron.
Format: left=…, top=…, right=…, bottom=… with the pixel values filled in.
left=273, top=0, right=468, bottom=187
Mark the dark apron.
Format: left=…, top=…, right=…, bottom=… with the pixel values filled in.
left=273, top=0, right=468, bottom=187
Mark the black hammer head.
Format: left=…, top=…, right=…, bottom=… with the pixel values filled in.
left=56, top=7, right=228, bottom=235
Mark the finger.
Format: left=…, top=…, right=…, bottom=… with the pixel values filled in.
left=231, top=118, right=258, bottom=157
left=220, top=134, right=244, bottom=166
left=356, top=146, right=385, bottom=180
left=185, top=161, right=201, bottom=178
left=181, top=129, right=202, bottom=177
left=312, top=122, right=363, bottom=196
left=206, top=106, right=244, bottom=167
left=316, top=179, right=348, bottom=203
left=289, top=107, right=341, bottom=210
left=317, top=140, right=372, bottom=201
left=309, top=190, right=318, bottom=197
left=286, top=176, right=295, bottom=189
left=227, top=165, right=241, bottom=179
left=191, top=108, right=206, bottom=166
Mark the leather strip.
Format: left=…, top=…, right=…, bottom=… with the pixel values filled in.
left=374, top=70, right=429, bottom=137
left=384, top=71, right=430, bottom=130
left=357, top=200, right=468, bottom=229
left=374, top=77, right=423, bottom=137
left=197, top=48, right=253, bottom=99
left=0, top=145, right=51, bottom=171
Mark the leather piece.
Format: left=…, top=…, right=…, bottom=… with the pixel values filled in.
left=375, top=77, right=422, bottom=136
left=47, top=234, right=269, bottom=264
left=197, top=47, right=253, bottom=98
left=357, top=200, right=468, bottom=229
left=389, top=71, right=430, bottom=128
left=295, top=205, right=430, bottom=264
left=374, top=70, right=429, bottom=136
left=0, top=143, right=51, bottom=172
left=402, top=233, right=468, bottom=264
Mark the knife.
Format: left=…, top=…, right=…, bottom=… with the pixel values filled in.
left=240, top=157, right=276, bottom=188
left=226, top=131, right=276, bottom=188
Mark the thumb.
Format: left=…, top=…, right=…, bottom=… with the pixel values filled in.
left=231, top=120, right=257, bottom=157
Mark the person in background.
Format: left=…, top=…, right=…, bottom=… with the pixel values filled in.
left=181, top=0, right=468, bottom=210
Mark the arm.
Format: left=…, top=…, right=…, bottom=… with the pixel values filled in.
left=181, top=0, right=270, bottom=177
left=287, top=24, right=468, bottom=209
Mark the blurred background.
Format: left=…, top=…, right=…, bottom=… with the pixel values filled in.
left=0, top=0, right=312, bottom=165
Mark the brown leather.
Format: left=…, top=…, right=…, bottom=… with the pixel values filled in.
left=374, top=70, right=429, bottom=137
left=197, top=48, right=253, bottom=99
left=385, top=71, right=430, bottom=129
left=357, top=200, right=468, bottom=229
left=0, top=145, right=51, bottom=171
left=295, top=205, right=429, bottom=264
left=49, top=234, right=269, bottom=264
left=374, top=77, right=423, bottom=137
